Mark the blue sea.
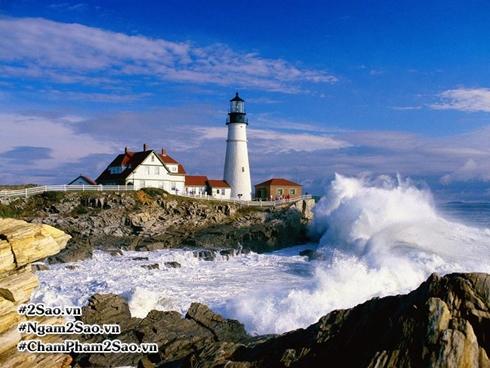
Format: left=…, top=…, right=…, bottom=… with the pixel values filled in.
left=439, top=201, right=490, bottom=228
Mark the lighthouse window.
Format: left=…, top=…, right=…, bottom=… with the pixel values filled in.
left=242, top=167, right=245, bottom=172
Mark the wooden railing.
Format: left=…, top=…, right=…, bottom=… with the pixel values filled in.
left=0, top=185, right=313, bottom=207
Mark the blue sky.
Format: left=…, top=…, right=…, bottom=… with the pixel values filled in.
left=1, top=1, right=490, bottom=198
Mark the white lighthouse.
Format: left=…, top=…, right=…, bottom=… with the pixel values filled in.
left=223, top=93, right=252, bottom=200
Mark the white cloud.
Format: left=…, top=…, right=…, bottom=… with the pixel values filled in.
left=430, top=88, right=490, bottom=112
left=0, top=17, right=337, bottom=93
left=0, top=113, right=117, bottom=170
left=193, top=126, right=349, bottom=153
left=440, top=159, right=490, bottom=184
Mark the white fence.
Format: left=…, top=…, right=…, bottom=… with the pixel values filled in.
left=177, top=193, right=313, bottom=207
left=0, top=185, right=135, bottom=199
left=0, top=185, right=312, bottom=207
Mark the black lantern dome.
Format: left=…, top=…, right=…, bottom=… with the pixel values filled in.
left=227, top=92, right=248, bottom=124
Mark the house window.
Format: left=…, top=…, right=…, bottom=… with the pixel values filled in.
left=151, top=155, right=155, bottom=162
left=290, top=189, right=296, bottom=195
left=155, top=167, right=159, bottom=175
left=146, top=166, right=151, bottom=175
left=277, top=189, right=283, bottom=195
left=216, top=189, right=220, bottom=194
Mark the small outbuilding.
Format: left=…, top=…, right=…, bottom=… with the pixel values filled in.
left=185, top=175, right=208, bottom=196
left=254, top=178, right=302, bottom=200
left=207, top=180, right=232, bottom=199
left=68, top=175, right=97, bottom=186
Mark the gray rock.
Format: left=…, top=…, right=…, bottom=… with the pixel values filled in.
left=164, top=261, right=181, bottom=268
left=141, top=263, right=159, bottom=270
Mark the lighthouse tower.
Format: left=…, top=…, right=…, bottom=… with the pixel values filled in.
left=223, top=93, right=252, bottom=200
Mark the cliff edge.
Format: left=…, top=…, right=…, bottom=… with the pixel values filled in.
left=1, top=190, right=315, bottom=263
left=0, top=218, right=71, bottom=368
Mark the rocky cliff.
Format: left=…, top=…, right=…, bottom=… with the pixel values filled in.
left=0, top=218, right=71, bottom=368
left=72, top=272, right=490, bottom=368
left=1, top=190, right=315, bottom=263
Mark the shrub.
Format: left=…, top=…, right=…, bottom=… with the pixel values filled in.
left=140, top=187, right=167, bottom=197
left=72, top=205, right=88, bottom=215
left=40, top=191, right=65, bottom=202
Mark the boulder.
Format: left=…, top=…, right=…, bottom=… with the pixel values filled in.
left=186, top=303, right=250, bottom=343
left=141, top=263, right=159, bottom=270
left=164, top=261, right=181, bottom=268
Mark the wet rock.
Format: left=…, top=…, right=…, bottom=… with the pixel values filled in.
left=186, top=303, right=250, bottom=343
left=31, top=263, right=49, bottom=271
left=299, top=249, right=324, bottom=261
left=193, top=249, right=216, bottom=261
left=79, top=294, right=132, bottom=330
left=141, top=263, right=159, bottom=270
left=164, top=261, right=181, bottom=268
left=107, top=248, right=123, bottom=256
left=132, top=256, right=149, bottom=261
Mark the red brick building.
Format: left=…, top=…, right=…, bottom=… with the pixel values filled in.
left=254, top=178, right=302, bottom=200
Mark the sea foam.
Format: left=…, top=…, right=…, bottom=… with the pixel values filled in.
left=32, top=174, right=490, bottom=335
left=227, top=174, right=490, bottom=334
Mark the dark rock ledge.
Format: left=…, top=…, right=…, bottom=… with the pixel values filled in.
left=69, top=272, right=490, bottom=368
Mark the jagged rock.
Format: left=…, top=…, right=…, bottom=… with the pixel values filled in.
left=0, top=192, right=314, bottom=264
left=107, top=248, right=123, bottom=256
left=299, top=249, right=324, bottom=261
left=141, top=263, right=159, bottom=270
left=164, top=261, right=181, bottom=268
left=80, top=293, right=132, bottom=329
left=133, top=256, right=149, bottom=261
left=0, top=218, right=70, bottom=269
left=149, top=272, right=490, bottom=368
left=185, top=303, right=249, bottom=343
left=193, top=249, right=216, bottom=261
left=0, top=218, right=72, bottom=368
left=31, top=263, right=49, bottom=271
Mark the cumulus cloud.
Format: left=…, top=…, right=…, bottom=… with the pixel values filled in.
left=0, top=17, right=336, bottom=93
left=430, top=88, right=490, bottom=112
left=440, top=159, right=490, bottom=184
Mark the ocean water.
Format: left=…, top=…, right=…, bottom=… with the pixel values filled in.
left=32, top=174, right=490, bottom=335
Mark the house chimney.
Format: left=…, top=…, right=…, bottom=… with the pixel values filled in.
left=124, top=146, right=128, bottom=154
left=143, top=143, right=148, bottom=151
left=161, top=148, right=167, bottom=156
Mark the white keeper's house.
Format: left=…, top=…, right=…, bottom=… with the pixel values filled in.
left=96, top=144, right=186, bottom=193
left=95, top=144, right=232, bottom=199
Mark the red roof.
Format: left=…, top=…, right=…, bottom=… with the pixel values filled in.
left=96, top=148, right=186, bottom=183
left=159, top=153, right=179, bottom=165
left=176, top=164, right=187, bottom=175
left=207, top=179, right=230, bottom=188
left=185, top=175, right=208, bottom=186
left=96, top=150, right=153, bottom=183
left=255, top=178, right=301, bottom=187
